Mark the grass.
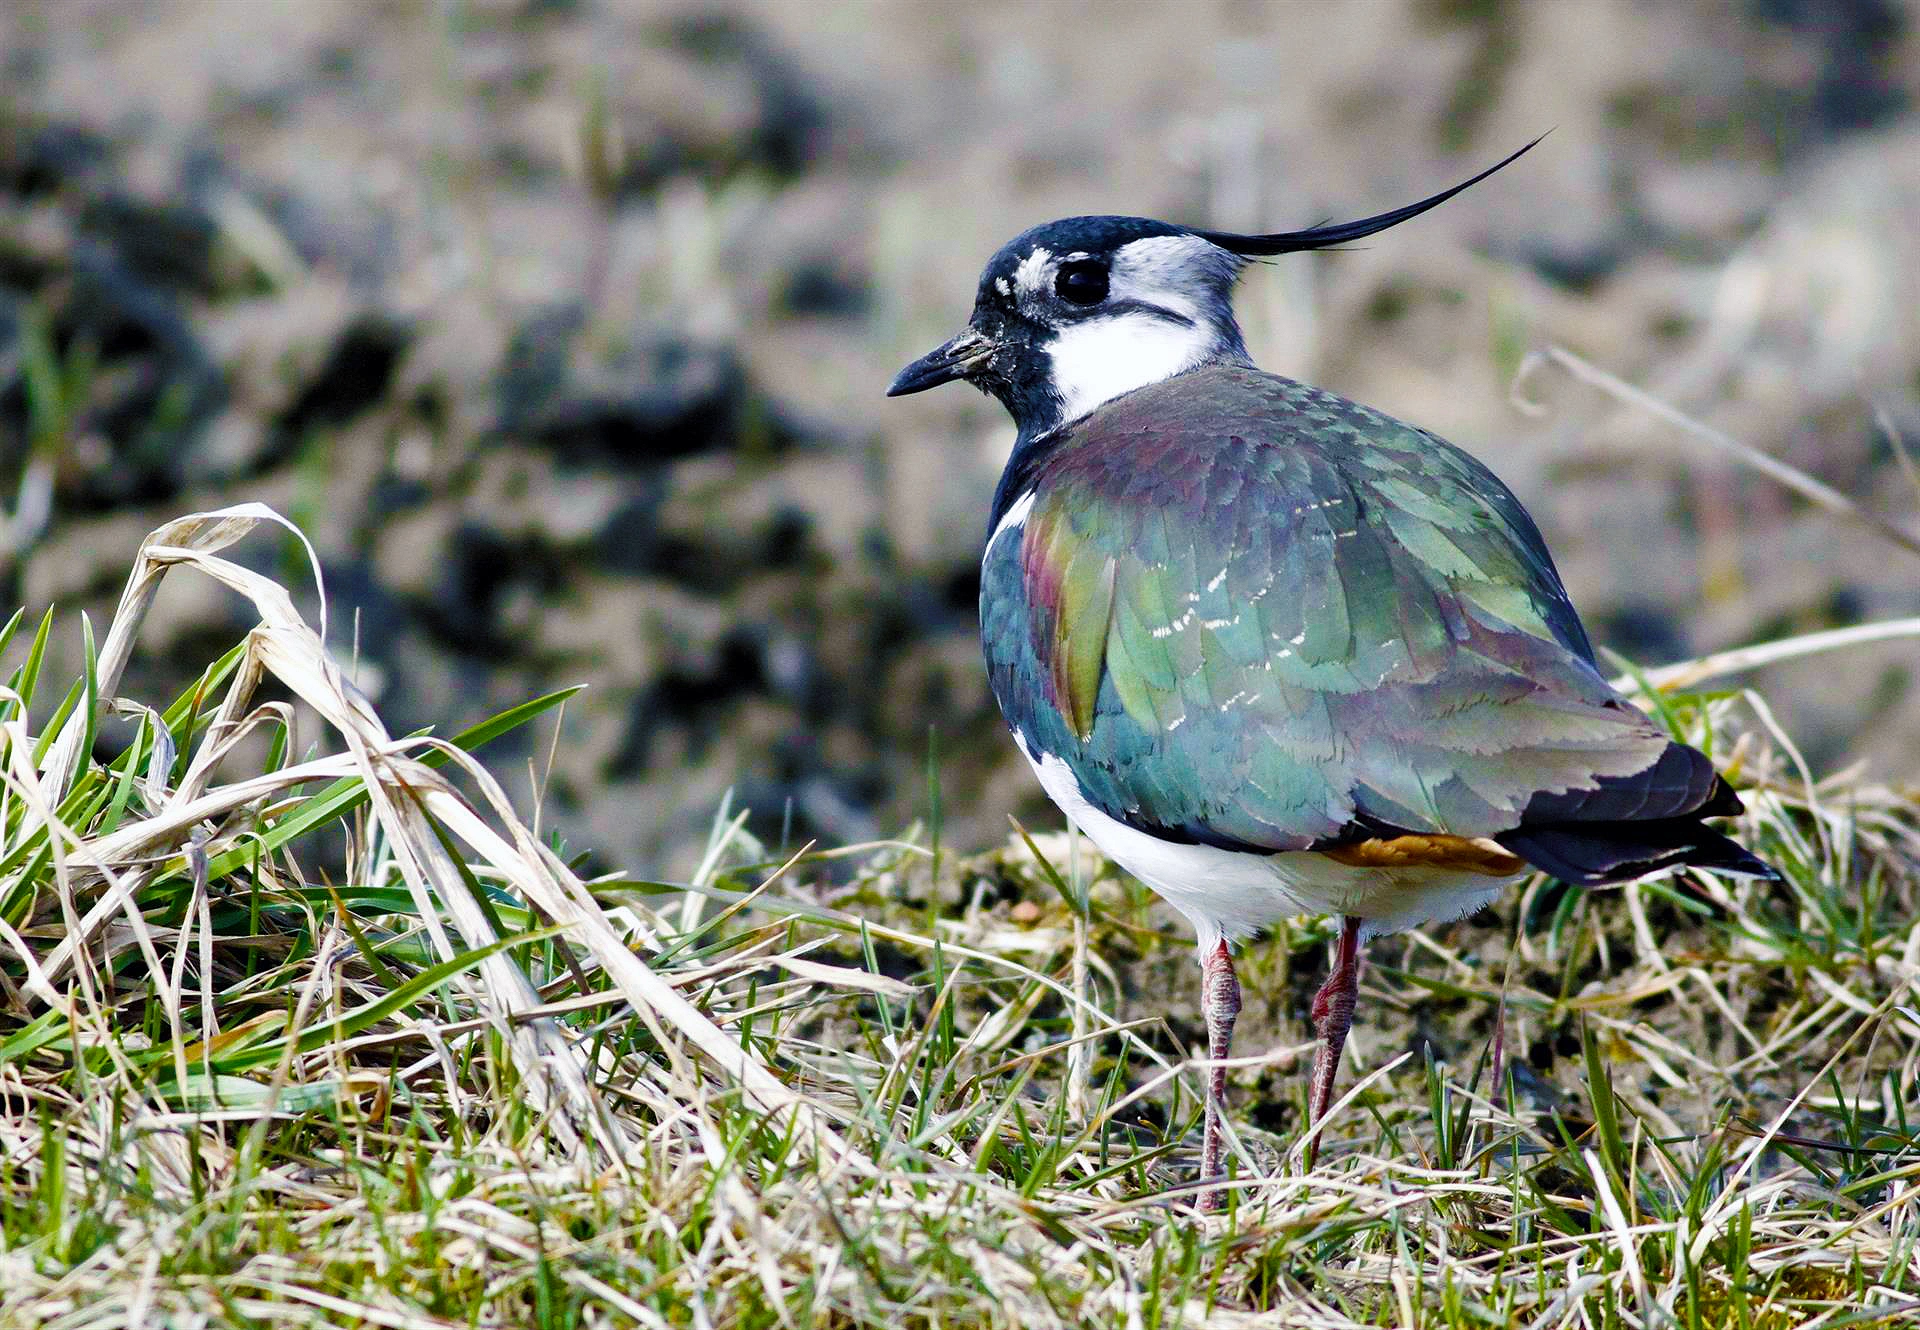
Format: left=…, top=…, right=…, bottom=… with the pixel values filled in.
left=0, top=504, right=1916, bottom=1329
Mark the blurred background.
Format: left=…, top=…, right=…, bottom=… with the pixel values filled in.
left=0, top=0, right=1915, bottom=879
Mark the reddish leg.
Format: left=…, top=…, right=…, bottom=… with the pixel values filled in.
left=1304, top=916, right=1365, bottom=1168
left=1198, top=939, right=1241, bottom=1212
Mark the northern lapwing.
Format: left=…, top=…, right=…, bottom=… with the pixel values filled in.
left=888, top=142, right=1776, bottom=1210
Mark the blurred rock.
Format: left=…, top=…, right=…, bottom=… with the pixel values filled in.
left=274, top=315, right=409, bottom=448
left=1749, top=0, right=1909, bottom=140
left=0, top=115, right=110, bottom=198
left=774, top=255, right=872, bottom=320
left=501, top=311, right=799, bottom=467
left=603, top=12, right=839, bottom=196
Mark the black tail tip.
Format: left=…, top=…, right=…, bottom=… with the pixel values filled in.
left=1498, top=822, right=1779, bottom=887
left=1684, top=835, right=1781, bottom=883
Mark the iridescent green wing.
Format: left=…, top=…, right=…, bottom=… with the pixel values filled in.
left=984, top=365, right=1678, bottom=851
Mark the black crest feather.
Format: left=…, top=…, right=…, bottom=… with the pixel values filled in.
left=1195, top=134, right=1547, bottom=256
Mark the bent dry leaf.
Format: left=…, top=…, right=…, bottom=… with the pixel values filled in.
left=0, top=503, right=846, bottom=1171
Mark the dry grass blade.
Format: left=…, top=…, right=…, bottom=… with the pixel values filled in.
left=384, top=734, right=851, bottom=1157
left=37, top=506, right=325, bottom=801
left=1610, top=616, right=1920, bottom=694
left=1515, top=345, right=1920, bottom=562
left=12, top=503, right=845, bottom=1166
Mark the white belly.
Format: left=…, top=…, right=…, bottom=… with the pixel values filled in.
left=1015, top=736, right=1522, bottom=954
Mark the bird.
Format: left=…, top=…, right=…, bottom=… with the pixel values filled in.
left=886, top=141, right=1776, bottom=1211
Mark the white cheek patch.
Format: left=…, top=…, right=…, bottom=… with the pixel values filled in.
left=1045, top=314, right=1215, bottom=421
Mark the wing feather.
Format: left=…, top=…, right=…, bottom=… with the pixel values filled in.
left=983, top=364, right=1719, bottom=855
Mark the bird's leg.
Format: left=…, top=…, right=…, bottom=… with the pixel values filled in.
left=1198, top=938, right=1241, bottom=1213
left=1304, top=915, right=1365, bottom=1167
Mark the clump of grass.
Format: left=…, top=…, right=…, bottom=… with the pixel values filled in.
left=0, top=504, right=1917, bottom=1328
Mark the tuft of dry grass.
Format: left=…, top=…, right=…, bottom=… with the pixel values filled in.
left=0, top=504, right=1917, bottom=1329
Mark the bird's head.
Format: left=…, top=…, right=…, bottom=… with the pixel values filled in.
left=888, top=138, right=1541, bottom=441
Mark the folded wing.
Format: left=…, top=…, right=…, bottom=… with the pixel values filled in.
left=983, top=365, right=1771, bottom=885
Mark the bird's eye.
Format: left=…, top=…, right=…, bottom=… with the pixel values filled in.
left=1054, top=261, right=1109, bottom=306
